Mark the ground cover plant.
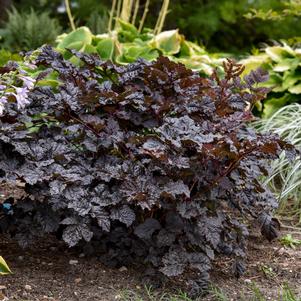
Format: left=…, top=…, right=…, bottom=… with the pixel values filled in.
left=0, top=46, right=295, bottom=296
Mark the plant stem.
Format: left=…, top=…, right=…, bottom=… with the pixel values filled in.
left=138, top=0, right=150, bottom=33
left=120, top=0, right=133, bottom=23
left=131, top=0, right=140, bottom=26
left=108, top=0, right=117, bottom=32
left=157, top=0, right=169, bottom=34
left=154, top=0, right=169, bottom=34
left=65, top=0, right=76, bottom=31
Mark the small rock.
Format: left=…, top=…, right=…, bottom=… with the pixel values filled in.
left=42, top=261, right=46, bottom=265
left=69, top=260, right=78, bottom=265
left=118, top=266, right=128, bottom=272
left=18, top=256, right=24, bottom=261
left=0, top=286, right=6, bottom=291
left=0, top=292, right=8, bottom=301
left=244, top=278, right=252, bottom=284
left=74, top=278, right=82, bottom=284
left=115, top=295, right=121, bottom=300
left=24, top=285, right=32, bottom=291
left=79, top=253, right=85, bottom=258
left=48, top=263, right=53, bottom=266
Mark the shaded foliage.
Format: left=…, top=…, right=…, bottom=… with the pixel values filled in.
left=0, top=47, right=294, bottom=295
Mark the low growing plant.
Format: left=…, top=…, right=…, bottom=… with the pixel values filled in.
left=0, top=47, right=294, bottom=295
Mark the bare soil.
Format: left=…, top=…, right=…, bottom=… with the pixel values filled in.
left=0, top=229, right=301, bottom=301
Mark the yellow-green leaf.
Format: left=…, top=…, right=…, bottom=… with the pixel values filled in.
left=57, top=27, right=92, bottom=50
left=0, top=256, right=12, bottom=275
left=96, top=38, right=115, bottom=60
left=151, top=30, right=182, bottom=55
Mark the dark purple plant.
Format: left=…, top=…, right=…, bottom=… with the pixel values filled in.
left=0, top=46, right=294, bottom=295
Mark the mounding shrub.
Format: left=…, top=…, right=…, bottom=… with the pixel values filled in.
left=0, top=46, right=294, bottom=295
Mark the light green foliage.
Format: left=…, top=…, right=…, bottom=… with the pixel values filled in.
left=0, top=49, right=21, bottom=67
left=240, top=43, right=301, bottom=117
left=255, top=104, right=301, bottom=219
left=245, top=0, right=301, bottom=20
left=0, top=7, right=62, bottom=51
left=56, top=22, right=223, bottom=75
left=0, top=256, right=12, bottom=275
left=280, top=234, right=301, bottom=248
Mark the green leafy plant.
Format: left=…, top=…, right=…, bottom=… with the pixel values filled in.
left=280, top=234, right=301, bottom=248
left=55, top=23, right=223, bottom=75
left=0, top=256, right=11, bottom=275
left=240, top=43, right=301, bottom=118
left=0, top=7, right=62, bottom=51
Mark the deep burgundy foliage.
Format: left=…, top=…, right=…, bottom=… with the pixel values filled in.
left=0, top=46, right=294, bottom=295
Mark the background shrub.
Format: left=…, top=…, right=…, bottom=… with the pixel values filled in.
left=0, top=7, right=62, bottom=51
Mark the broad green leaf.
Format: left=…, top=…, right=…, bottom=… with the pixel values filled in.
left=282, top=72, right=301, bottom=90
left=177, top=56, right=213, bottom=74
left=82, top=44, right=96, bottom=54
left=264, top=73, right=283, bottom=89
left=118, top=30, right=138, bottom=43
left=240, top=54, right=270, bottom=76
left=0, top=256, right=12, bottom=275
left=117, top=19, right=139, bottom=36
left=288, top=83, right=301, bottom=94
left=116, top=44, right=158, bottom=64
left=96, top=38, right=115, bottom=60
left=151, top=29, right=182, bottom=55
left=57, top=27, right=92, bottom=50
left=263, top=94, right=292, bottom=118
left=37, top=79, right=59, bottom=88
left=179, top=40, right=207, bottom=57
left=273, top=58, right=299, bottom=72
left=265, top=45, right=295, bottom=62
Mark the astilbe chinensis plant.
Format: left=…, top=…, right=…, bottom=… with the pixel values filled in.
left=0, top=46, right=295, bottom=295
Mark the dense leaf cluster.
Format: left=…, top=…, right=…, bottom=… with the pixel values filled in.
left=0, top=47, right=294, bottom=294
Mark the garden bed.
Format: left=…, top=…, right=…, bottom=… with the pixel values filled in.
left=1, top=229, right=301, bottom=301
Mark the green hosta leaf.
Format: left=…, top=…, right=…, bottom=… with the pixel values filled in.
left=117, top=19, right=139, bottom=36
left=240, top=54, right=270, bottom=76
left=273, top=58, right=299, bottom=72
left=96, top=38, right=115, bottom=60
left=288, top=83, right=301, bottom=94
left=263, top=94, right=293, bottom=118
left=0, top=256, right=12, bottom=275
left=264, top=73, right=283, bottom=89
left=57, top=27, right=92, bottom=50
left=116, top=20, right=139, bottom=43
left=116, top=44, right=158, bottom=63
left=282, top=72, right=301, bottom=90
left=176, top=56, right=213, bottom=75
left=151, top=29, right=182, bottom=55
left=265, top=45, right=295, bottom=62
left=180, top=40, right=207, bottom=57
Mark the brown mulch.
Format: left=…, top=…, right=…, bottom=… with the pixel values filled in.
left=0, top=230, right=301, bottom=301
